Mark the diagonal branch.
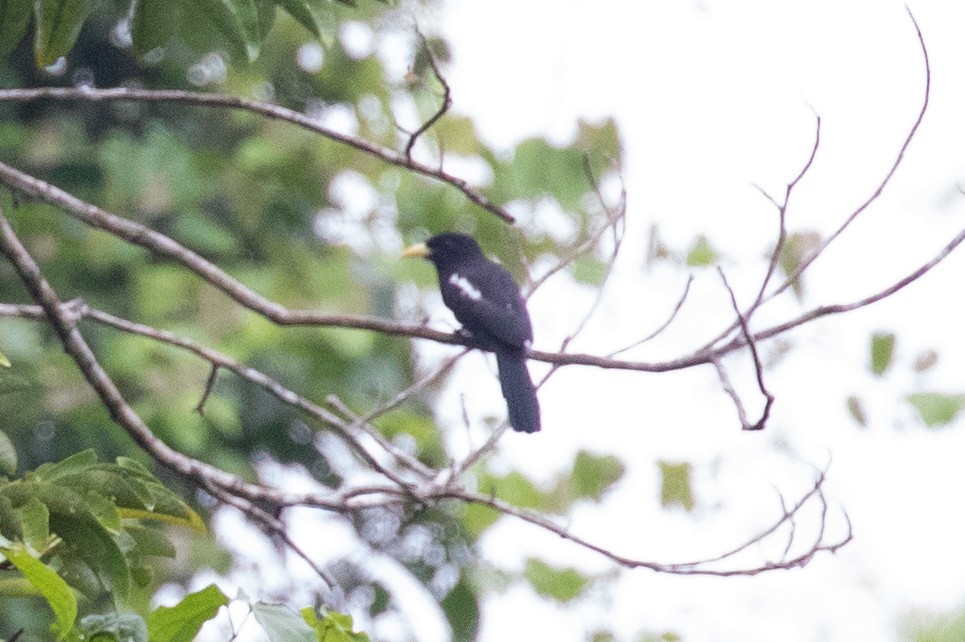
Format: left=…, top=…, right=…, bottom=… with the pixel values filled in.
left=0, top=206, right=398, bottom=512
left=0, top=86, right=513, bottom=223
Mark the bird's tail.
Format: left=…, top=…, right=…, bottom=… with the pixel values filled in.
left=496, top=351, right=541, bottom=433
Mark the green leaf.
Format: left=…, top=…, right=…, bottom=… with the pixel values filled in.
left=658, top=461, right=694, bottom=511
left=907, top=392, right=965, bottom=428
left=272, top=0, right=323, bottom=37
left=461, top=502, right=501, bottom=538
left=80, top=613, right=148, bottom=642
left=570, top=450, right=625, bottom=501
left=171, top=214, right=240, bottom=255
left=483, top=471, right=544, bottom=509
left=523, top=559, right=590, bottom=603
left=126, top=524, right=177, bottom=559
left=34, top=0, right=92, bottom=68
left=40, top=456, right=206, bottom=532
left=0, top=0, right=33, bottom=61
left=0, top=494, right=20, bottom=541
left=0, top=428, right=16, bottom=476
left=0, top=348, right=10, bottom=367
left=491, top=138, right=588, bottom=212
left=196, top=0, right=263, bottom=61
left=130, top=0, right=181, bottom=59
left=17, top=497, right=49, bottom=550
left=870, top=332, right=895, bottom=376
left=685, top=235, right=717, bottom=267
left=83, top=490, right=122, bottom=532
left=49, top=513, right=130, bottom=600
left=301, top=608, right=370, bottom=642
left=441, top=581, right=479, bottom=642
left=34, top=449, right=98, bottom=481
left=577, top=118, right=623, bottom=175
left=571, top=253, right=607, bottom=286
left=255, top=0, right=276, bottom=40
left=250, top=602, right=314, bottom=642
left=0, top=542, right=78, bottom=639
left=147, top=584, right=230, bottom=642
left=58, top=555, right=103, bottom=597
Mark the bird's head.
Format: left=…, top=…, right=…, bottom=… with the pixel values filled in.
left=403, top=232, right=485, bottom=270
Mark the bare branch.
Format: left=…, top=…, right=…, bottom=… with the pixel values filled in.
left=717, top=268, right=774, bottom=431
left=440, top=465, right=850, bottom=576
left=765, top=7, right=930, bottom=302
left=195, top=364, right=220, bottom=414
left=712, top=358, right=751, bottom=430
left=664, top=466, right=852, bottom=574
left=754, top=109, right=821, bottom=307
left=716, top=223, right=965, bottom=354
left=0, top=87, right=514, bottom=223
left=695, top=8, right=929, bottom=357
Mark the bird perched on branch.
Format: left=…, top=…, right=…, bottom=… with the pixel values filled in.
left=403, top=232, right=541, bottom=433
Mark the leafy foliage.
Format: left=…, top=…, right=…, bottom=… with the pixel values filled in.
left=0, top=449, right=203, bottom=637
left=0, top=0, right=365, bottom=69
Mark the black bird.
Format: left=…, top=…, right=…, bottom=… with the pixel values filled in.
left=403, top=232, right=541, bottom=433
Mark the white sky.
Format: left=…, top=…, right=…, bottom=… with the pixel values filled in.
left=416, top=0, right=965, bottom=641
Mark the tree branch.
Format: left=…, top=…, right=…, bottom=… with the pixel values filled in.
left=0, top=86, right=514, bottom=223
left=403, top=30, right=453, bottom=161
left=439, top=465, right=849, bottom=576
left=717, top=268, right=774, bottom=431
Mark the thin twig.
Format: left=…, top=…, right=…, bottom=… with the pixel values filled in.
left=607, top=275, right=694, bottom=358
left=440, top=464, right=850, bottom=576
left=765, top=7, right=929, bottom=303
left=404, top=30, right=453, bottom=161
left=696, top=8, right=929, bottom=356
left=718, top=268, right=774, bottom=431
left=557, top=155, right=628, bottom=348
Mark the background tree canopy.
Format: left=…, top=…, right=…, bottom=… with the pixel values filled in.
left=1, top=1, right=962, bottom=641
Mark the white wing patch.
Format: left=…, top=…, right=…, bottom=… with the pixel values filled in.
left=448, top=273, right=482, bottom=301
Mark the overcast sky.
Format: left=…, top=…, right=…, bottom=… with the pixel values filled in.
left=422, top=1, right=965, bottom=640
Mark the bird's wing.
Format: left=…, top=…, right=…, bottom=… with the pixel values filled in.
left=443, top=268, right=532, bottom=348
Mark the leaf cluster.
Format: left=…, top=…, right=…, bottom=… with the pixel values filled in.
left=0, top=448, right=203, bottom=638
left=0, top=0, right=376, bottom=70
